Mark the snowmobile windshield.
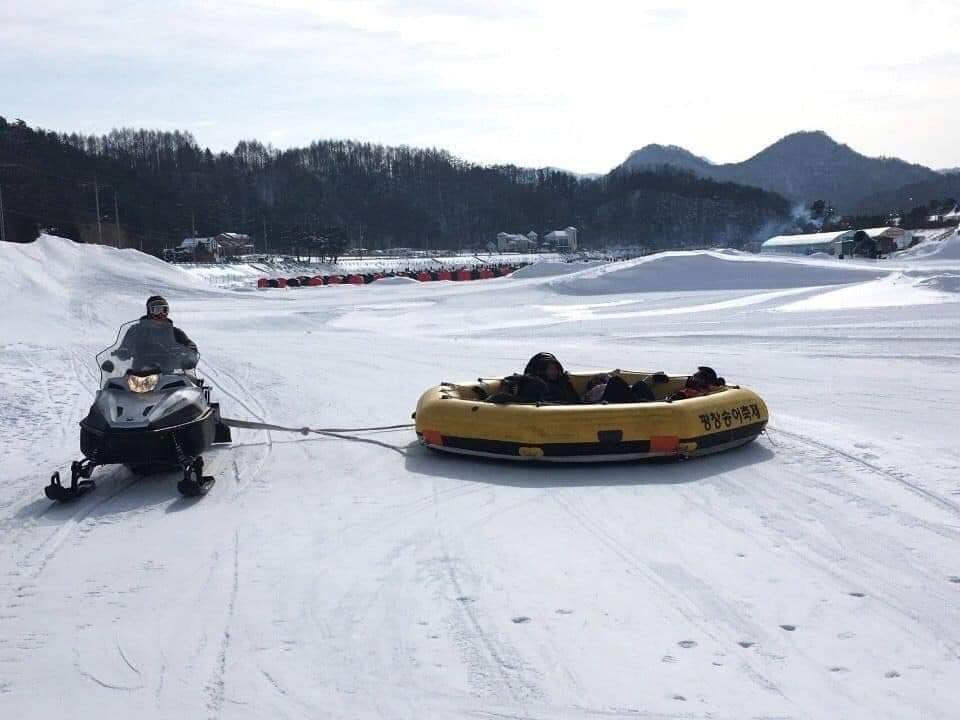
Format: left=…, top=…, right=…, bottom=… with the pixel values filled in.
left=96, top=319, right=200, bottom=385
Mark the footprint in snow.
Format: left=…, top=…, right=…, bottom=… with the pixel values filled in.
left=662, top=655, right=677, bottom=664
left=456, top=596, right=473, bottom=604
left=511, top=616, right=531, bottom=624
left=849, top=592, right=866, bottom=597
left=780, top=624, right=797, bottom=632
left=829, top=666, right=850, bottom=673
left=677, top=640, right=697, bottom=649
left=738, top=641, right=755, bottom=649
left=672, top=695, right=686, bottom=701
left=949, top=576, right=960, bottom=584
left=885, top=671, right=901, bottom=679
left=555, top=608, right=573, bottom=615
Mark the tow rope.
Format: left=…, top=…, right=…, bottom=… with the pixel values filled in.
left=221, top=418, right=415, bottom=455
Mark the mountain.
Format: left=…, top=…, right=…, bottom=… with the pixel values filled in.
left=858, top=171, right=960, bottom=214
left=621, top=144, right=714, bottom=176
left=0, top=116, right=792, bottom=252
left=619, top=131, right=939, bottom=211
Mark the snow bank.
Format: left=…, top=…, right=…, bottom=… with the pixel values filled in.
left=900, top=231, right=960, bottom=260
left=777, top=270, right=960, bottom=312
left=548, top=251, right=889, bottom=295
left=371, top=275, right=420, bottom=285
left=510, top=259, right=606, bottom=279
left=0, top=235, right=218, bottom=342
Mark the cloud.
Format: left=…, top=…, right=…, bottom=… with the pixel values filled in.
left=1, top=0, right=958, bottom=172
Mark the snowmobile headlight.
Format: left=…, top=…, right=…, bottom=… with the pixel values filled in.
left=127, top=373, right=159, bottom=393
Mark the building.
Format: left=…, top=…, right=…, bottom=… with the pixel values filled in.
left=760, top=230, right=855, bottom=255
left=497, top=232, right=536, bottom=252
left=927, top=204, right=960, bottom=223
left=215, top=232, right=255, bottom=256
left=761, top=227, right=912, bottom=257
left=177, top=232, right=254, bottom=261
left=544, top=226, right=578, bottom=251
left=856, top=227, right=910, bottom=254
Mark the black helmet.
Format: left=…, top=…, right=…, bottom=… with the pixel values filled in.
left=146, top=295, right=169, bottom=317
left=524, top=352, right=563, bottom=377
left=694, top=366, right=718, bottom=385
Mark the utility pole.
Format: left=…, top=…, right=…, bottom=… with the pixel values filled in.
left=113, top=191, right=121, bottom=248
left=93, top=177, right=103, bottom=245
left=0, top=183, right=6, bottom=244
left=263, top=218, right=268, bottom=255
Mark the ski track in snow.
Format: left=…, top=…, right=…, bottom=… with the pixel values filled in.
left=2, top=237, right=960, bottom=718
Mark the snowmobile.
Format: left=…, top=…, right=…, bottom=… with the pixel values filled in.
left=45, top=318, right=232, bottom=502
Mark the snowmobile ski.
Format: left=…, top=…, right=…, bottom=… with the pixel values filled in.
left=177, top=457, right=215, bottom=497
left=45, top=460, right=97, bottom=502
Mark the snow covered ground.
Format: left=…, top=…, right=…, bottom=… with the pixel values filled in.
left=1, top=234, right=959, bottom=719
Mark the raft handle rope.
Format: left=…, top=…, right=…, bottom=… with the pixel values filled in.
left=221, top=417, right=415, bottom=455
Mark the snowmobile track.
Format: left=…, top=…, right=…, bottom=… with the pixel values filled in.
left=769, top=426, right=960, bottom=520
left=551, top=493, right=786, bottom=698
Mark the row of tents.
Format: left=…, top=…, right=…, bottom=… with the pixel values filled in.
left=256, top=264, right=528, bottom=288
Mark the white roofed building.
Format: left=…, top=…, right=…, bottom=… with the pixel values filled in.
left=177, top=232, right=254, bottom=260
left=760, top=230, right=855, bottom=256
left=497, top=232, right=536, bottom=252
left=544, top=226, right=578, bottom=251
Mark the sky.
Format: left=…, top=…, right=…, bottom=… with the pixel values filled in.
left=2, top=0, right=959, bottom=174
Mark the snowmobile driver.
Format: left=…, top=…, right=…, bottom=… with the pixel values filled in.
left=113, top=296, right=198, bottom=370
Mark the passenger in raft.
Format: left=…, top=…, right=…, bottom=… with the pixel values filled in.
left=584, top=373, right=656, bottom=404
left=666, top=366, right=725, bottom=402
left=523, top=353, right=580, bottom=404
left=487, top=374, right=549, bottom=404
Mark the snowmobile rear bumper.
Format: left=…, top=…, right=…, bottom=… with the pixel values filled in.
left=80, top=410, right=217, bottom=465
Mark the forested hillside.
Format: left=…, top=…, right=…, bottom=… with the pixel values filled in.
left=0, top=117, right=791, bottom=252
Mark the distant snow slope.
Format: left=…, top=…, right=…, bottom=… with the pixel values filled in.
left=2, top=236, right=959, bottom=720
left=548, top=251, right=889, bottom=294
left=510, top=259, right=605, bottom=278
left=901, top=230, right=960, bottom=260
left=0, top=235, right=221, bottom=342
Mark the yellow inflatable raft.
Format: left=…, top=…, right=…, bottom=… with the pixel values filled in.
left=414, top=371, right=768, bottom=462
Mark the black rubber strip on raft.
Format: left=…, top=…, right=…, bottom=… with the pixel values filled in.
left=432, top=421, right=767, bottom=458
left=686, top=421, right=767, bottom=450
